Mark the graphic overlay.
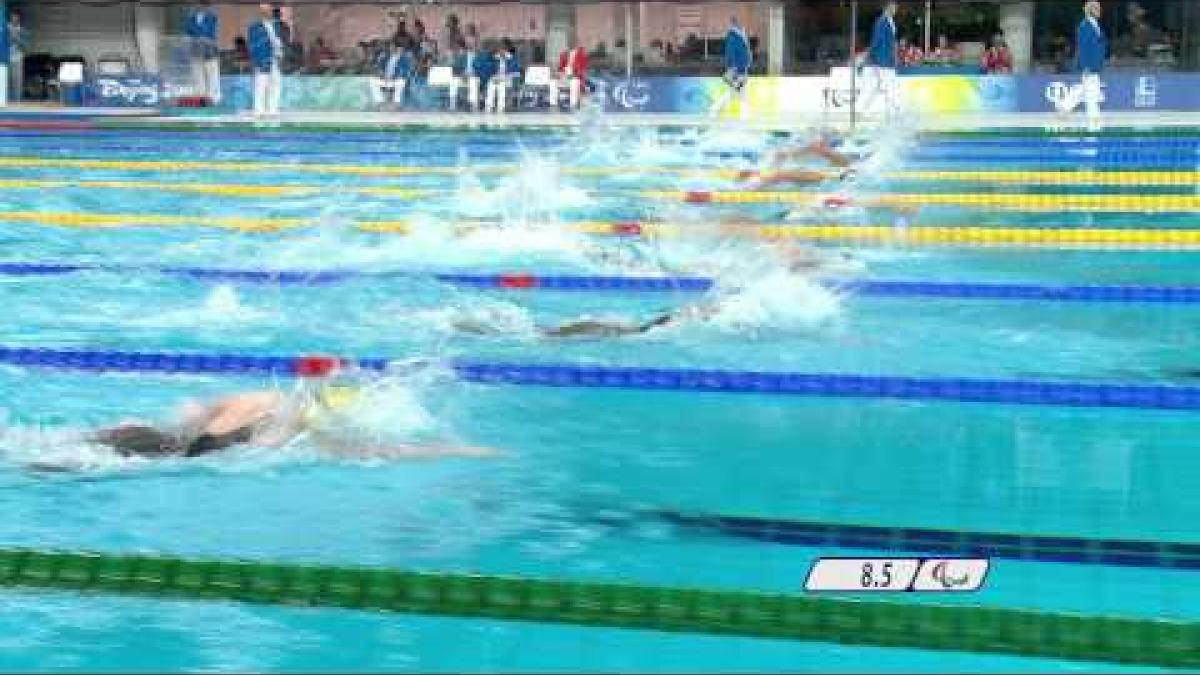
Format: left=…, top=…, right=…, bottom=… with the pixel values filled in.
left=805, top=558, right=990, bottom=593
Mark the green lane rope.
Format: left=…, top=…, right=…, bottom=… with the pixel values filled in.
left=0, top=548, right=1196, bottom=668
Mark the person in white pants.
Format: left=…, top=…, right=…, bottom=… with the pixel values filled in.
left=548, top=45, right=588, bottom=111
left=449, top=42, right=481, bottom=111
left=371, top=39, right=412, bottom=108
left=1075, top=1, right=1107, bottom=129
left=248, top=3, right=284, bottom=117
left=7, top=9, right=24, bottom=104
left=857, top=1, right=900, bottom=120
left=484, top=40, right=520, bottom=114
left=187, top=2, right=222, bottom=105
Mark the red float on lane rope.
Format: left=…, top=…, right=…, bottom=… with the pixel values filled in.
left=498, top=274, right=538, bottom=289
left=613, top=222, right=643, bottom=236
left=683, top=191, right=714, bottom=204
left=294, top=355, right=343, bottom=378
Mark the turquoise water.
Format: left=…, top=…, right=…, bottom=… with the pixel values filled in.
left=0, top=125, right=1197, bottom=671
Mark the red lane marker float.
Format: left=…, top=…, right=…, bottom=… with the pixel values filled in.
left=683, top=191, right=714, bottom=204
left=822, top=195, right=854, bottom=209
left=498, top=274, right=538, bottom=289
left=612, top=222, right=643, bottom=236
left=294, top=354, right=343, bottom=378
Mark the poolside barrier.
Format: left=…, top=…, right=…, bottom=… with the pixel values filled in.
left=0, top=547, right=1194, bottom=668
left=2, top=347, right=1200, bottom=411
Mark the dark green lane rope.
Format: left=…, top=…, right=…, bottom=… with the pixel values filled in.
left=0, top=548, right=1196, bottom=668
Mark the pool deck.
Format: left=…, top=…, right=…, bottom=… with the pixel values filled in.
left=131, top=110, right=1200, bottom=132
left=0, top=103, right=1194, bottom=132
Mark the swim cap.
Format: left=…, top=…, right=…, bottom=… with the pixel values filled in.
left=317, top=384, right=361, bottom=412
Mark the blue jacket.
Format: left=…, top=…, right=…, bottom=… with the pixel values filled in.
left=376, top=48, right=414, bottom=80
left=479, top=52, right=520, bottom=83
left=0, top=7, right=8, bottom=67
left=868, top=14, right=897, bottom=68
left=247, top=19, right=283, bottom=72
left=723, top=26, right=751, bottom=74
left=454, top=50, right=486, bottom=78
left=187, top=8, right=219, bottom=58
left=1076, top=17, right=1106, bottom=73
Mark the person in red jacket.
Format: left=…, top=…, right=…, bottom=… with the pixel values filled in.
left=981, top=34, right=1014, bottom=73
left=549, top=44, right=588, bottom=110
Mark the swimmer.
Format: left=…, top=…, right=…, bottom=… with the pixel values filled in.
left=454, top=302, right=720, bottom=339
left=738, top=134, right=860, bottom=189
left=35, top=382, right=494, bottom=470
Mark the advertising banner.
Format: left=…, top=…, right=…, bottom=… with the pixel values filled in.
left=1016, top=73, right=1200, bottom=113
left=87, top=74, right=163, bottom=107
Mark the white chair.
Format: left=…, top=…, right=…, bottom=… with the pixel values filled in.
left=57, top=61, right=86, bottom=106
left=427, top=65, right=458, bottom=110
left=519, top=65, right=552, bottom=109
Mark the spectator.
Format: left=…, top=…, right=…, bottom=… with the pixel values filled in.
left=931, top=34, right=961, bottom=65
left=414, top=19, right=438, bottom=62
left=305, top=36, right=336, bottom=73
left=7, top=9, right=26, bottom=103
left=709, top=16, right=751, bottom=118
left=233, top=36, right=250, bottom=73
left=1075, top=0, right=1107, bottom=126
left=898, top=38, right=923, bottom=67
left=549, top=43, right=588, bottom=111
left=981, top=34, right=1014, bottom=73
left=464, top=23, right=481, bottom=51
left=270, top=5, right=297, bottom=72
left=371, top=37, right=414, bottom=109
left=1126, top=1, right=1158, bottom=57
left=441, top=14, right=464, bottom=61
left=860, top=0, right=899, bottom=119
left=452, top=37, right=485, bottom=111
left=247, top=3, right=285, bottom=118
left=392, top=20, right=411, bottom=48
left=483, top=38, right=520, bottom=114
left=186, top=1, right=221, bottom=105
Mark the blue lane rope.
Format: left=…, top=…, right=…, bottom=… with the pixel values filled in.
left=650, top=510, right=1200, bottom=571
left=9, top=262, right=1200, bottom=304
left=2, top=347, right=1199, bottom=411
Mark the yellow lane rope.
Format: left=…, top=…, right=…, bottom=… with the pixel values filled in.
left=0, top=156, right=1193, bottom=186
left=0, top=174, right=1194, bottom=213
left=8, top=210, right=1200, bottom=248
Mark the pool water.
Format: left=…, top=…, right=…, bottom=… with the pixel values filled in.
left=0, top=122, right=1196, bottom=672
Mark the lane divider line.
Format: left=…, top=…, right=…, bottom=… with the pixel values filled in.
left=1, top=348, right=1199, bottom=411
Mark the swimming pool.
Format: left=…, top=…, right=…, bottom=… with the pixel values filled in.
left=0, top=119, right=1197, bottom=671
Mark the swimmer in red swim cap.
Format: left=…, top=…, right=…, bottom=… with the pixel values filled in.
left=33, top=357, right=495, bottom=469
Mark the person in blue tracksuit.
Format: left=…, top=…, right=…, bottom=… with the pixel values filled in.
left=860, top=1, right=899, bottom=119
left=484, top=39, right=520, bottom=113
left=1074, top=0, right=1107, bottom=125
left=371, top=37, right=414, bottom=108
left=709, top=16, right=752, bottom=118
left=453, top=41, right=486, bottom=111
left=186, top=1, right=221, bottom=105
left=247, top=3, right=285, bottom=117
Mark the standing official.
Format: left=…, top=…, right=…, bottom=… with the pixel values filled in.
left=248, top=3, right=284, bottom=117
left=187, top=1, right=221, bottom=105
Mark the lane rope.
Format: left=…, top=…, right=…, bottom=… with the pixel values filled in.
left=1, top=547, right=1194, bottom=668
left=8, top=262, right=1200, bottom=304
left=10, top=211, right=1200, bottom=249
left=651, top=510, right=1200, bottom=571
left=1, top=347, right=1199, bottom=411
